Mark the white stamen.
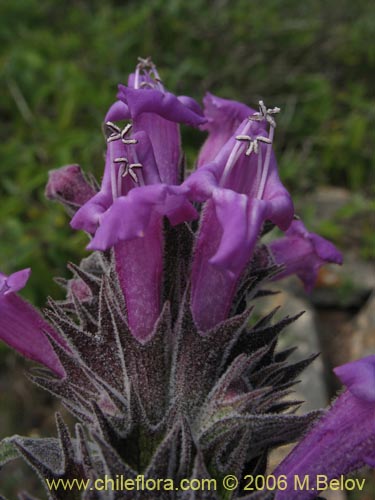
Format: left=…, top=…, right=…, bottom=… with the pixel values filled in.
left=256, top=125, right=275, bottom=199
left=134, top=57, right=164, bottom=91
left=250, top=100, right=280, bottom=128
left=110, top=145, right=119, bottom=201
left=235, top=134, right=271, bottom=156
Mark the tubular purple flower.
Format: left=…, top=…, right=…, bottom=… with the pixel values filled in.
left=274, top=355, right=375, bottom=500
left=269, top=219, right=343, bottom=291
left=70, top=59, right=203, bottom=340
left=0, top=269, right=65, bottom=377
left=185, top=102, right=294, bottom=331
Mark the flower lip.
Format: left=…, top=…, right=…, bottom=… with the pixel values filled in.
left=0, top=268, right=31, bottom=296
left=334, top=355, right=375, bottom=403
left=269, top=219, right=343, bottom=291
left=117, top=85, right=206, bottom=126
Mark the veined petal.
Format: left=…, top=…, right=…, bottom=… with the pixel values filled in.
left=117, top=86, right=205, bottom=185
left=132, top=112, right=181, bottom=185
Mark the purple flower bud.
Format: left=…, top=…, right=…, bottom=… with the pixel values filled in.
left=67, top=278, right=92, bottom=302
left=45, top=164, right=96, bottom=207
left=274, top=355, right=375, bottom=500
left=269, top=220, right=343, bottom=291
left=0, top=269, right=65, bottom=377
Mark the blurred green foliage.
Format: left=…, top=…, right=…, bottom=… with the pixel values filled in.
left=0, top=0, right=374, bottom=306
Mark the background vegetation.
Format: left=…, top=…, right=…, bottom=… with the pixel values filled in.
left=0, top=0, right=374, bottom=497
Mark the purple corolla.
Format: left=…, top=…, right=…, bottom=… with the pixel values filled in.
left=197, top=93, right=257, bottom=167
left=274, top=355, right=375, bottom=499
left=71, top=58, right=205, bottom=340
left=269, top=219, right=343, bottom=291
left=185, top=98, right=294, bottom=331
left=0, top=269, right=64, bottom=377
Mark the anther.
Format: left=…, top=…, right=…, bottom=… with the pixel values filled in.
left=114, top=158, right=143, bottom=184
left=236, top=134, right=272, bottom=155
left=120, top=124, right=138, bottom=145
left=105, top=121, right=122, bottom=143
left=137, top=56, right=154, bottom=69
left=249, top=100, right=281, bottom=128
left=105, top=122, right=138, bottom=145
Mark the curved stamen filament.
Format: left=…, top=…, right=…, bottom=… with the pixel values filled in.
left=110, top=144, right=118, bottom=201
left=256, top=125, right=274, bottom=199
left=255, top=145, right=263, bottom=197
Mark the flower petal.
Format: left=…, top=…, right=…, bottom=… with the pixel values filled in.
left=118, top=86, right=206, bottom=126
left=104, top=100, right=130, bottom=123
left=270, top=220, right=343, bottom=291
left=274, top=358, right=375, bottom=500
left=197, top=93, right=255, bottom=166
left=0, top=270, right=65, bottom=377
left=114, top=215, right=163, bottom=341
left=334, top=355, right=375, bottom=402
left=191, top=201, right=237, bottom=331
left=209, top=190, right=267, bottom=276
left=132, top=112, right=181, bottom=185
left=0, top=268, right=31, bottom=295
left=70, top=190, right=111, bottom=234
left=87, top=184, right=196, bottom=251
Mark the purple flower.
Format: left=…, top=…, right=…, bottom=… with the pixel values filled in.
left=274, top=355, right=375, bottom=500
left=269, top=219, right=343, bottom=291
left=70, top=59, right=204, bottom=340
left=0, top=269, right=65, bottom=377
left=185, top=99, right=294, bottom=331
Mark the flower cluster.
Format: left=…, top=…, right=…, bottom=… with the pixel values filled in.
left=1, top=59, right=371, bottom=500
